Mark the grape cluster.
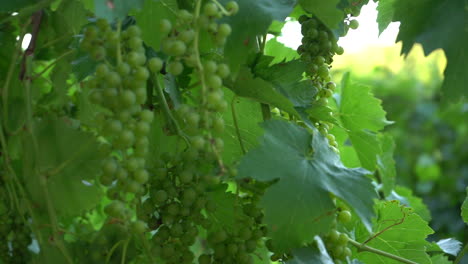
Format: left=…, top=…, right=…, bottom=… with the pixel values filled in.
left=322, top=209, right=353, bottom=263
left=81, top=20, right=153, bottom=225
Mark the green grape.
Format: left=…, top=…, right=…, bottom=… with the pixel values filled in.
left=134, top=169, right=149, bottom=184
left=158, top=19, right=172, bottom=34
left=126, top=25, right=142, bottom=38
left=218, top=23, right=232, bottom=37
left=338, top=233, right=349, bottom=245
left=104, top=119, right=123, bottom=134
left=148, top=57, right=163, bottom=73
left=226, top=1, right=239, bottom=14
left=104, top=201, right=125, bottom=217
left=212, top=117, right=225, bottom=133
left=140, top=109, right=154, bottom=123
left=135, top=121, right=150, bottom=136
left=131, top=220, right=147, bottom=234
left=328, top=229, right=340, bottom=242
left=203, top=2, right=219, bottom=16
left=169, top=40, right=187, bottom=56
left=128, top=37, right=143, bottom=50
left=203, top=60, right=218, bottom=73
left=127, top=51, right=146, bottom=67
left=117, top=130, right=135, bottom=148
left=338, top=210, right=352, bottom=223
left=167, top=203, right=180, bottom=216
left=178, top=29, right=195, bottom=43
left=317, top=65, right=329, bottom=79
left=91, top=46, right=106, bottom=61
left=120, top=90, right=136, bottom=107
left=116, top=168, right=128, bottom=180
left=182, top=188, right=197, bottom=201
left=179, top=170, right=193, bottom=183
left=153, top=190, right=168, bottom=204
left=117, top=63, right=131, bottom=76
left=126, top=180, right=142, bottom=194
left=106, top=71, right=122, bottom=86
left=134, top=66, right=150, bottom=81
left=207, top=75, right=222, bottom=89
left=102, top=159, right=118, bottom=175
left=167, top=61, right=184, bottom=76
left=89, top=89, right=103, bottom=104
left=349, top=19, right=359, bottom=29
left=186, top=112, right=200, bottom=127
left=216, top=63, right=230, bottom=78
left=191, top=136, right=205, bottom=150
left=96, top=63, right=109, bottom=78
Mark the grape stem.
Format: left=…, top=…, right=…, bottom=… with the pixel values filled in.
left=153, top=74, right=189, bottom=145
left=212, top=0, right=231, bottom=16
left=348, top=238, right=418, bottom=264
left=31, top=49, right=75, bottom=80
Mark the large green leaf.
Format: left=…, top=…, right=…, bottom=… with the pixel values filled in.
left=222, top=0, right=296, bottom=71
left=0, top=0, right=35, bottom=12
left=264, top=38, right=300, bottom=64
left=22, top=118, right=104, bottom=216
left=336, top=73, right=392, bottom=171
left=253, top=56, right=317, bottom=109
left=222, top=89, right=264, bottom=164
left=355, top=200, right=434, bottom=264
left=238, top=120, right=377, bottom=251
left=298, top=0, right=343, bottom=29
left=392, top=0, right=466, bottom=101
left=462, top=187, right=468, bottom=224
left=376, top=0, right=396, bottom=35
left=231, top=67, right=299, bottom=116
left=387, top=185, right=431, bottom=222
left=376, top=134, right=396, bottom=196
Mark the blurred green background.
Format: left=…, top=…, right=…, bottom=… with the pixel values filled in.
left=332, top=44, right=468, bottom=243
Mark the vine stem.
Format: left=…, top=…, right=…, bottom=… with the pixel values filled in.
left=348, top=238, right=418, bottom=264
left=32, top=49, right=75, bottom=79
left=454, top=243, right=468, bottom=264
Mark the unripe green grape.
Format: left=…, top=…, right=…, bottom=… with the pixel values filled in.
left=178, top=29, right=195, bottom=43
left=214, top=34, right=227, bottom=46
left=212, top=117, right=225, bottom=133
left=333, top=245, right=345, bottom=257
left=203, top=2, right=218, bottom=16
left=126, top=180, right=142, bottom=194
left=349, top=19, right=359, bottom=29
left=117, top=62, right=131, bottom=76
left=135, top=121, right=150, bottom=136
left=127, top=51, right=146, bottom=67
left=207, top=74, right=222, bottom=89
left=167, top=203, right=180, bottom=216
left=191, top=136, right=205, bottom=150
left=153, top=190, right=168, bottom=204
left=104, top=119, right=123, bottom=134
left=185, top=112, right=200, bottom=127
left=318, top=30, right=329, bottom=41
left=338, top=210, right=352, bottom=223
left=126, top=25, right=142, bottom=38
left=216, top=63, right=230, bottom=78
left=315, top=56, right=326, bottom=65
left=326, top=133, right=335, bottom=143
left=84, top=26, right=98, bottom=39
left=167, top=61, right=184, bottom=76
left=317, top=65, right=329, bottom=79
left=116, top=168, right=128, bottom=180
left=335, top=46, right=345, bottom=55
left=338, top=233, right=349, bottom=245
left=96, top=18, right=109, bottom=31
left=106, top=71, right=121, bottom=86
left=320, top=88, right=333, bottom=98
left=91, top=46, right=106, bottom=61
left=96, top=63, right=109, bottom=78
left=134, top=66, right=150, bottom=81
left=104, top=201, right=125, bottom=217
left=135, top=87, right=147, bottom=104
left=203, top=60, right=217, bottom=73
left=169, top=40, right=187, bottom=56
left=326, top=82, right=336, bottom=91
left=135, top=136, right=149, bottom=149
left=218, top=23, right=232, bottom=37
left=307, top=28, right=318, bottom=38
left=120, top=90, right=136, bottom=107
left=134, top=169, right=149, bottom=184
left=179, top=170, right=193, bottom=184
left=128, top=37, right=143, bottom=50
left=140, top=109, right=154, bottom=123
left=226, top=1, right=239, bottom=15
left=158, top=19, right=172, bottom=34
left=118, top=130, right=135, bottom=147
left=148, top=57, right=163, bottom=73
left=328, top=229, right=340, bottom=242
left=102, top=159, right=118, bottom=175
left=131, top=220, right=147, bottom=234
left=105, top=30, right=119, bottom=45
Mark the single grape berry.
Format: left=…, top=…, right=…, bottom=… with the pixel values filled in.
left=338, top=210, right=352, bottom=223
left=158, top=19, right=172, bottom=34
left=203, top=2, right=218, bottom=17
left=148, top=57, right=163, bottom=73
left=226, top=1, right=239, bottom=14
left=167, top=61, right=184, bottom=76
left=349, top=19, right=359, bottom=29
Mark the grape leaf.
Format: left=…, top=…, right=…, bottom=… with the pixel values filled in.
left=336, top=73, right=392, bottom=171
left=298, top=0, right=343, bottom=29
left=133, top=0, right=178, bottom=50
left=462, top=187, right=468, bottom=224
left=376, top=134, right=396, bottom=196
left=21, top=118, right=104, bottom=216
left=253, top=56, right=317, bottom=109
left=430, top=254, right=452, bottom=264
left=231, top=67, right=299, bottom=116
left=355, top=200, right=434, bottom=264
left=392, top=0, right=466, bottom=102
left=222, top=89, right=264, bottom=164
left=287, top=236, right=334, bottom=264
left=238, top=120, right=377, bottom=251
left=222, top=0, right=296, bottom=72
left=264, top=38, right=300, bottom=64
left=387, top=185, right=431, bottom=222
left=94, top=0, right=145, bottom=21
left=376, top=0, right=396, bottom=35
